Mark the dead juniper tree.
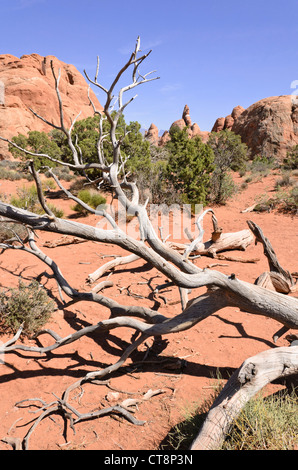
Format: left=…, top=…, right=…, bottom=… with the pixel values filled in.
left=0, top=37, right=297, bottom=450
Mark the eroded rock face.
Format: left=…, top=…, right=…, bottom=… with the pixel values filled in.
left=211, top=106, right=245, bottom=132
left=231, top=105, right=245, bottom=121
left=144, top=123, right=159, bottom=146
left=145, top=105, right=210, bottom=146
left=231, top=96, right=298, bottom=160
left=169, top=105, right=209, bottom=143
left=182, top=104, right=192, bottom=127
left=147, top=96, right=298, bottom=160
left=159, top=130, right=170, bottom=146
left=211, top=117, right=225, bottom=133
left=0, top=53, right=102, bottom=158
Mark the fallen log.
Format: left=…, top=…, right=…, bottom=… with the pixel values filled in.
left=190, top=345, right=298, bottom=450
left=167, top=230, right=254, bottom=257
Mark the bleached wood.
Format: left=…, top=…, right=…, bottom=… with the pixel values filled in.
left=87, top=253, right=140, bottom=283
left=190, top=346, right=298, bottom=450
left=167, top=229, right=254, bottom=257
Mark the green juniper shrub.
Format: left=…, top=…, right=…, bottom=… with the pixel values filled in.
left=9, top=131, right=62, bottom=170
left=50, top=114, right=152, bottom=179
left=165, top=125, right=215, bottom=208
left=207, top=130, right=249, bottom=204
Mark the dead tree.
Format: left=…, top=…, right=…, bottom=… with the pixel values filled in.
left=0, top=37, right=297, bottom=450
left=190, top=345, right=298, bottom=450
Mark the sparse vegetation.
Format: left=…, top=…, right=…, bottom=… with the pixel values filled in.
left=44, top=165, right=75, bottom=182
left=0, top=279, right=56, bottom=337
left=244, top=155, right=278, bottom=182
left=162, top=376, right=224, bottom=450
left=163, top=380, right=298, bottom=450
left=8, top=183, right=64, bottom=218
left=0, top=160, right=33, bottom=181
left=254, top=173, right=298, bottom=214
left=274, top=171, right=294, bottom=189
left=72, top=188, right=106, bottom=214
left=0, top=221, right=28, bottom=243
left=222, top=388, right=298, bottom=450
left=282, top=144, right=298, bottom=170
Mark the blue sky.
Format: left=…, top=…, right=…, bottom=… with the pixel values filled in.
left=1, top=0, right=298, bottom=132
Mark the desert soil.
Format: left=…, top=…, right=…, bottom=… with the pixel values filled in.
left=0, top=171, right=297, bottom=451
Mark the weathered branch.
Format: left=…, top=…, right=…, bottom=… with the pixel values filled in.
left=247, top=220, right=295, bottom=293
left=190, top=346, right=298, bottom=450
left=168, top=229, right=254, bottom=257
left=0, top=203, right=297, bottom=332
left=87, top=253, right=140, bottom=283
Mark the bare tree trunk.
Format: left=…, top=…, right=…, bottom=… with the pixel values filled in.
left=190, top=346, right=298, bottom=450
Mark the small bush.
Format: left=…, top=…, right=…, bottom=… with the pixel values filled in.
left=45, top=166, right=75, bottom=182
left=274, top=172, right=293, bottom=189
left=282, top=145, right=298, bottom=170
left=254, top=185, right=298, bottom=214
left=0, top=279, right=56, bottom=337
left=278, top=185, right=298, bottom=213
left=0, top=222, right=28, bottom=244
left=247, top=155, right=277, bottom=181
left=68, top=178, right=88, bottom=195
left=209, top=171, right=238, bottom=205
left=10, top=185, right=40, bottom=213
left=72, top=189, right=106, bottom=215
left=10, top=184, right=64, bottom=218
left=0, top=167, right=23, bottom=181
left=46, top=203, right=64, bottom=218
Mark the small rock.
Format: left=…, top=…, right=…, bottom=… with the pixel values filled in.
left=105, top=391, right=120, bottom=402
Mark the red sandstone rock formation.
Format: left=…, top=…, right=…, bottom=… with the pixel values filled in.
left=159, top=130, right=170, bottom=146
left=231, top=105, right=245, bottom=121
left=0, top=53, right=102, bottom=158
left=232, top=96, right=298, bottom=160
left=144, top=123, right=159, bottom=146
left=182, top=104, right=192, bottom=126
left=169, top=105, right=209, bottom=143
left=224, top=114, right=234, bottom=130
left=211, top=117, right=225, bottom=133
left=211, top=105, right=245, bottom=133
left=145, top=105, right=210, bottom=146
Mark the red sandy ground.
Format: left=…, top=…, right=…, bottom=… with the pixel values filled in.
left=0, top=172, right=297, bottom=450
